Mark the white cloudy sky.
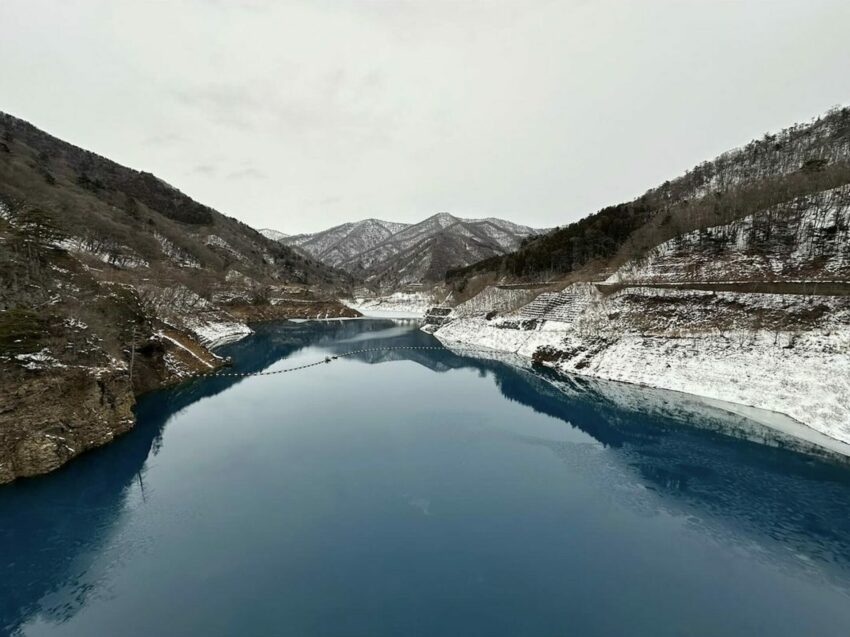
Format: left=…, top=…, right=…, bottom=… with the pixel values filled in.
left=2, top=0, right=848, bottom=234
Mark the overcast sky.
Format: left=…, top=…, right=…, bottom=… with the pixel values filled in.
left=2, top=1, right=849, bottom=234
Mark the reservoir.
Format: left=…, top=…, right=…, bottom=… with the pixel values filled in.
left=3, top=319, right=850, bottom=636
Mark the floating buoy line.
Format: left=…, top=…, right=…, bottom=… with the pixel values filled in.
left=190, top=345, right=501, bottom=378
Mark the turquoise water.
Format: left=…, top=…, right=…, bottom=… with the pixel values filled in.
left=3, top=319, right=850, bottom=636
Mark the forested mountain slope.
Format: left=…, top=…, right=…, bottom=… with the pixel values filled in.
left=448, top=106, right=850, bottom=288
left=0, top=112, right=346, bottom=291
left=610, top=184, right=850, bottom=286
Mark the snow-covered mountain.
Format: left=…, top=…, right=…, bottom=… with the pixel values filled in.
left=258, top=228, right=289, bottom=242
left=276, top=213, right=539, bottom=290
left=282, top=218, right=409, bottom=269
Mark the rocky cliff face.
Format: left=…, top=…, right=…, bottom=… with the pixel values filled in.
left=0, top=246, right=225, bottom=483
left=0, top=366, right=134, bottom=483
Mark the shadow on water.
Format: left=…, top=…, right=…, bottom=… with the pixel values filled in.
left=2, top=318, right=850, bottom=634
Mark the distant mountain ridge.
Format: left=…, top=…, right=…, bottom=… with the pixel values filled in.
left=272, top=213, right=539, bottom=290
left=283, top=218, right=410, bottom=270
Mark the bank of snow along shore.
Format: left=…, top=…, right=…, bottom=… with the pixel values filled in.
left=429, top=283, right=850, bottom=457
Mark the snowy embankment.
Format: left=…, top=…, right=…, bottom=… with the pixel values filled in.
left=137, top=283, right=253, bottom=348
left=438, top=340, right=848, bottom=460
left=179, top=315, right=253, bottom=348
left=432, top=287, right=850, bottom=456
left=343, top=292, right=434, bottom=318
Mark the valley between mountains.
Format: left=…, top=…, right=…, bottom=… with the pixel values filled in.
left=2, top=106, right=850, bottom=482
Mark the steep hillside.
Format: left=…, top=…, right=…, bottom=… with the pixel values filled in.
left=0, top=112, right=357, bottom=484
left=431, top=106, right=850, bottom=454
left=0, top=112, right=347, bottom=291
left=610, top=184, right=850, bottom=286
left=449, top=106, right=850, bottom=289
left=279, top=212, right=538, bottom=291
left=433, top=192, right=850, bottom=447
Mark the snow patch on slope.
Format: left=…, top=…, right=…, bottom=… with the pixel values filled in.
left=56, top=237, right=149, bottom=269
left=258, top=228, right=289, bottom=242
left=154, top=232, right=201, bottom=268
left=343, top=292, right=435, bottom=318
left=610, top=185, right=850, bottom=284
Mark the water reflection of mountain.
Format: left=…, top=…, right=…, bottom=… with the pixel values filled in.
left=277, top=320, right=850, bottom=582
left=3, top=319, right=850, bottom=635
left=333, top=323, right=850, bottom=583
left=487, top=364, right=850, bottom=579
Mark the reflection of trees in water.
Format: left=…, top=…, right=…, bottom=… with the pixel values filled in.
left=3, top=319, right=850, bottom=634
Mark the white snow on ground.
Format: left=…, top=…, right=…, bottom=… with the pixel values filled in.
left=180, top=316, right=253, bottom=348
left=13, top=348, right=67, bottom=370
left=433, top=288, right=850, bottom=455
left=258, top=228, right=289, bottom=242
left=63, top=318, right=88, bottom=330
left=344, top=292, right=435, bottom=318
left=55, top=237, right=149, bottom=269
left=155, top=331, right=215, bottom=368
left=609, top=185, right=850, bottom=284
left=135, top=283, right=253, bottom=348
left=204, top=235, right=247, bottom=263
left=154, top=232, right=201, bottom=268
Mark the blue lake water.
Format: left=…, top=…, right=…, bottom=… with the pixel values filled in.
left=3, top=319, right=850, bottom=636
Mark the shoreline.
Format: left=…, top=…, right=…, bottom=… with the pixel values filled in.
left=432, top=318, right=850, bottom=461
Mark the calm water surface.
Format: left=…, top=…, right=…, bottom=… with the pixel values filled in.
left=3, top=319, right=850, bottom=636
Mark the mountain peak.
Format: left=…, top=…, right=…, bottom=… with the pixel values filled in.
left=278, top=212, right=541, bottom=290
